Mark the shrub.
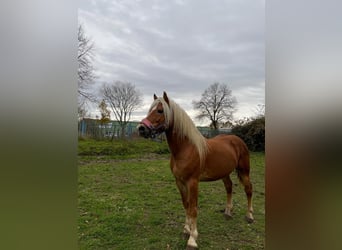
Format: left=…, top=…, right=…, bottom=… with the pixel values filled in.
left=232, top=116, right=265, bottom=151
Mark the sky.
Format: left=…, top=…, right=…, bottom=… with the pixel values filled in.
left=78, top=0, right=265, bottom=126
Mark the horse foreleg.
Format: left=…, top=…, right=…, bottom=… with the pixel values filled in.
left=186, top=178, right=199, bottom=250
left=175, top=179, right=190, bottom=236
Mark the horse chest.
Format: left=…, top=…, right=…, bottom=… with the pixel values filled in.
left=170, top=158, right=200, bottom=180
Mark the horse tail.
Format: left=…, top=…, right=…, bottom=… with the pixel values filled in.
left=233, top=136, right=254, bottom=222
left=235, top=137, right=251, bottom=183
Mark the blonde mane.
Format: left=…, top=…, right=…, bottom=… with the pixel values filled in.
left=150, top=97, right=208, bottom=163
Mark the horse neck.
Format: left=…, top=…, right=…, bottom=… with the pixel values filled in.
left=165, top=126, right=192, bottom=157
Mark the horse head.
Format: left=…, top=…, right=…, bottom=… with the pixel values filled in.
left=137, top=91, right=170, bottom=139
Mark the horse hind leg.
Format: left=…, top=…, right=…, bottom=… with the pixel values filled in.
left=222, top=176, right=233, bottom=219
left=237, top=164, right=254, bottom=223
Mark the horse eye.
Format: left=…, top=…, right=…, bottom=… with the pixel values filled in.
left=157, top=109, right=163, bottom=114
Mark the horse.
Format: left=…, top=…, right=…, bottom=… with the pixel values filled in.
left=137, top=92, right=254, bottom=249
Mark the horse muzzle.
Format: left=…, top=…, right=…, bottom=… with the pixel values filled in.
left=137, top=118, right=166, bottom=139
left=137, top=123, right=151, bottom=138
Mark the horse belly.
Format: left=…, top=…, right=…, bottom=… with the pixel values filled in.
left=200, top=144, right=238, bottom=181
left=200, top=158, right=236, bottom=181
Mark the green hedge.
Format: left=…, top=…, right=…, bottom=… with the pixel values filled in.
left=232, top=116, right=265, bottom=152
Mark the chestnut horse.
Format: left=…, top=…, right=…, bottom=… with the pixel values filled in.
left=137, top=92, right=254, bottom=249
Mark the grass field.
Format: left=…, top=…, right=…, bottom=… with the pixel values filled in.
left=78, top=138, right=265, bottom=249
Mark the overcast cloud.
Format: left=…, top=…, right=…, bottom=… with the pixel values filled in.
left=79, top=0, right=264, bottom=125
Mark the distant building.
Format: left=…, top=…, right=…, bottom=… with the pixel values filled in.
left=78, top=118, right=140, bottom=139
left=78, top=118, right=231, bottom=139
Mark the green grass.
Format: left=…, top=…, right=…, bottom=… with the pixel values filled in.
left=78, top=139, right=265, bottom=249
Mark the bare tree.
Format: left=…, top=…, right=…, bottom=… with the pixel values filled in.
left=78, top=24, right=96, bottom=117
left=102, top=81, right=142, bottom=138
left=78, top=105, right=89, bottom=121
left=254, top=104, right=265, bottom=118
left=98, top=99, right=111, bottom=124
left=98, top=99, right=111, bottom=139
left=192, top=82, right=237, bottom=130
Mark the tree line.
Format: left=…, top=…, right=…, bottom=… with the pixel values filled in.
left=78, top=25, right=264, bottom=151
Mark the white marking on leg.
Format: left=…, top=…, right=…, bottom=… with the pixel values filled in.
left=227, top=194, right=233, bottom=210
left=187, top=235, right=198, bottom=248
left=184, top=215, right=191, bottom=234
left=223, top=189, right=233, bottom=217
left=225, top=207, right=232, bottom=217
left=187, top=217, right=198, bottom=247
left=225, top=201, right=233, bottom=216
left=246, top=211, right=254, bottom=223
left=246, top=200, right=254, bottom=222
left=192, top=228, right=198, bottom=240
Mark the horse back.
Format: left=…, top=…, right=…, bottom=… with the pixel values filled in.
left=208, top=134, right=248, bottom=153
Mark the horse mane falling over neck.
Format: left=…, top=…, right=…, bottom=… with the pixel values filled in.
left=149, top=97, right=208, bottom=164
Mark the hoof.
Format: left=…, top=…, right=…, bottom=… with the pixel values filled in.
left=186, top=245, right=198, bottom=250
left=187, top=236, right=198, bottom=250
left=223, top=207, right=233, bottom=220
left=245, top=215, right=254, bottom=224
left=182, top=231, right=190, bottom=239
left=224, top=213, right=233, bottom=220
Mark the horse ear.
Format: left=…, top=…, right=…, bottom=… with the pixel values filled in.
left=153, top=94, right=157, bottom=100
left=163, top=91, right=169, bottom=104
